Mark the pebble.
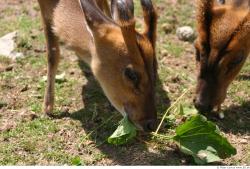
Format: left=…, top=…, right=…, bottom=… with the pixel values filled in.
left=162, top=23, right=174, bottom=34
left=176, top=26, right=195, bottom=41
left=20, top=111, right=38, bottom=121
left=0, top=31, right=24, bottom=59
left=240, top=139, right=248, bottom=144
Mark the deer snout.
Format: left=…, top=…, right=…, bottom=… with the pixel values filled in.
left=128, top=115, right=157, bottom=132
left=193, top=97, right=213, bottom=114
left=125, top=103, right=157, bottom=132
left=141, top=119, right=157, bottom=132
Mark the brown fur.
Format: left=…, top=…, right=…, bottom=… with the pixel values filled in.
left=37, top=0, right=158, bottom=131
left=194, top=0, right=250, bottom=113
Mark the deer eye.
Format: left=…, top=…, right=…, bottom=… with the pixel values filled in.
left=226, top=55, right=244, bottom=74
left=124, top=67, right=140, bottom=87
left=229, top=55, right=244, bottom=67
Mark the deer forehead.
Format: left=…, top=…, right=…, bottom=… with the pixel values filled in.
left=206, top=7, right=248, bottom=64
left=210, top=7, right=248, bottom=49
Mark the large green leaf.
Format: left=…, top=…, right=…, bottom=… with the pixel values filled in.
left=173, top=115, right=237, bottom=164
left=108, top=116, right=137, bottom=145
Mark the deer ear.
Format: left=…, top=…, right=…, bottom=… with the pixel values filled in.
left=79, top=0, right=117, bottom=37
left=95, top=0, right=112, bottom=17
left=140, top=0, right=158, bottom=49
left=111, top=0, right=135, bottom=27
left=112, top=0, right=140, bottom=54
left=196, top=0, right=214, bottom=53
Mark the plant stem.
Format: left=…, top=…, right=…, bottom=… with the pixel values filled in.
left=155, top=88, right=191, bottom=134
left=151, top=132, right=175, bottom=140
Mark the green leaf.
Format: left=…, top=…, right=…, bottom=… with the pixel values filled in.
left=173, top=115, right=237, bottom=164
left=108, top=116, right=137, bottom=145
left=195, top=147, right=222, bottom=164
left=71, top=156, right=84, bottom=166
left=182, top=106, right=198, bottom=116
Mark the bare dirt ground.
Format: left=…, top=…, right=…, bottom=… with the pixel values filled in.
left=0, top=0, right=249, bottom=165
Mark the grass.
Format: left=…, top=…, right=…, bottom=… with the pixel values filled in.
left=162, top=41, right=185, bottom=57
left=0, top=0, right=249, bottom=165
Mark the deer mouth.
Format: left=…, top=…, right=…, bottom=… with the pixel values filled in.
left=124, top=106, right=144, bottom=131
left=197, top=104, right=225, bottom=119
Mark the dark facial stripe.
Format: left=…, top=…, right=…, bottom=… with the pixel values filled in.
left=140, top=0, right=153, bottom=11
left=136, top=34, right=157, bottom=84
left=146, top=11, right=157, bottom=48
left=140, top=0, right=157, bottom=48
left=198, top=1, right=214, bottom=61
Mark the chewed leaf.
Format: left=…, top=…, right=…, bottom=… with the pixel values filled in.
left=196, top=147, right=222, bottom=164
left=173, top=115, right=237, bottom=164
left=108, top=116, right=137, bottom=145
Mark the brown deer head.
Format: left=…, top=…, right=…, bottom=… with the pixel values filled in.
left=194, top=0, right=250, bottom=114
left=79, top=0, right=158, bottom=131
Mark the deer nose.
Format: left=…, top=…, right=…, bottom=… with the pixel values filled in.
left=193, top=98, right=212, bottom=114
left=142, top=119, right=157, bottom=132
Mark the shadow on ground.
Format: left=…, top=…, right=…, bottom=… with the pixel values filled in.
left=217, top=101, right=250, bottom=135
left=49, top=59, right=250, bottom=165
left=203, top=100, right=250, bottom=135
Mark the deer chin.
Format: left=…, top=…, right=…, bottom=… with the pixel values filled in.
left=124, top=106, right=144, bottom=131
left=97, top=85, right=146, bottom=128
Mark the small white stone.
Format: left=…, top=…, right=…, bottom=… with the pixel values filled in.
left=176, top=26, right=195, bottom=41
left=0, top=31, right=23, bottom=59
left=240, top=139, right=248, bottom=144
